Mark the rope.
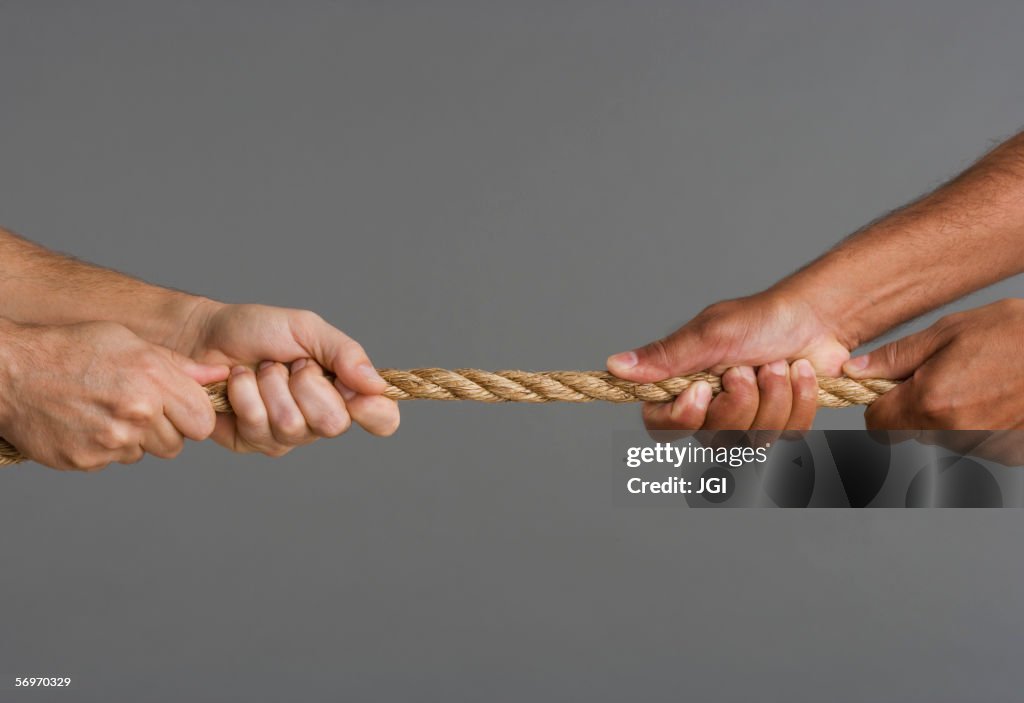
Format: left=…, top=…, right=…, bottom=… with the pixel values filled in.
left=0, top=369, right=897, bottom=466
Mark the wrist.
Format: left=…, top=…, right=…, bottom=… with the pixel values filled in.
left=0, top=318, right=33, bottom=429
left=767, top=273, right=864, bottom=351
left=167, top=296, right=226, bottom=357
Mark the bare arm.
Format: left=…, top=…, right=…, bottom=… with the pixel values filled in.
left=778, top=130, right=1024, bottom=349
left=609, top=130, right=1024, bottom=432
left=0, top=229, right=201, bottom=350
left=0, top=227, right=399, bottom=465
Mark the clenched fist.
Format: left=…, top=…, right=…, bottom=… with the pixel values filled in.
left=607, top=291, right=850, bottom=431
left=0, top=320, right=228, bottom=470
left=847, top=298, right=1024, bottom=430
left=176, top=301, right=400, bottom=457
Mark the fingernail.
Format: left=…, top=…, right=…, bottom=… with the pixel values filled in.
left=608, top=350, right=638, bottom=370
left=845, top=355, right=869, bottom=372
left=358, top=363, right=383, bottom=383
left=738, top=366, right=756, bottom=383
left=794, top=359, right=815, bottom=378
left=231, top=365, right=248, bottom=377
left=694, top=381, right=712, bottom=409
left=766, top=360, right=787, bottom=377
left=336, top=382, right=357, bottom=401
left=258, top=360, right=275, bottom=371
left=291, top=358, right=308, bottom=373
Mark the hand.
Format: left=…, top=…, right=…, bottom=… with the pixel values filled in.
left=607, top=290, right=850, bottom=431
left=641, top=360, right=819, bottom=438
left=179, top=301, right=400, bottom=456
left=0, top=321, right=228, bottom=471
left=845, top=298, right=1024, bottom=430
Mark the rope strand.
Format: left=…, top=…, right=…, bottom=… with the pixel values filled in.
left=0, top=369, right=897, bottom=466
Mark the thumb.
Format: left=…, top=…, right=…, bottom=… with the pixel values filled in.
left=159, top=347, right=231, bottom=385
left=843, top=328, right=949, bottom=381
left=607, top=325, right=717, bottom=382
left=294, top=314, right=388, bottom=396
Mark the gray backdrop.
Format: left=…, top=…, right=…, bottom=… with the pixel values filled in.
left=2, top=1, right=1023, bottom=700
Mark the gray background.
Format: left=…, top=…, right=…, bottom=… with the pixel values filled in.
left=2, top=1, right=1023, bottom=700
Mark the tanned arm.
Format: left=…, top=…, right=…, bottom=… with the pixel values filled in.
left=778, top=130, right=1024, bottom=350
left=606, top=130, right=1024, bottom=432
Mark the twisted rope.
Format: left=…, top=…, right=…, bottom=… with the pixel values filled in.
left=0, top=369, right=897, bottom=466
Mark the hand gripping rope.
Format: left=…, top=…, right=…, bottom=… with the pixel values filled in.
left=0, top=369, right=897, bottom=466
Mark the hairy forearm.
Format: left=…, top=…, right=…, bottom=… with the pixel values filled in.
left=774, top=131, right=1024, bottom=348
left=0, top=228, right=208, bottom=349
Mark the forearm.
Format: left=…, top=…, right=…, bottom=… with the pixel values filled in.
left=0, top=228, right=208, bottom=349
left=0, top=316, right=26, bottom=427
left=773, top=131, right=1024, bottom=348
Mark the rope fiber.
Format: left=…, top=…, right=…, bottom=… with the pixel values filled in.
left=0, top=368, right=897, bottom=466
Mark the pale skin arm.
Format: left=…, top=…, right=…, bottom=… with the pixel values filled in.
left=0, top=228, right=399, bottom=463
left=607, top=130, right=1024, bottom=431
left=0, top=230, right=200, bottom=350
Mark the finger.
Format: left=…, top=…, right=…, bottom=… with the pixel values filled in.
left=141, top=415, right=186, bottom=460
left=257, top=361, right=315, bottom=446
left=156, top=346, right=231, bottom=385
left=750, top=361, right=792, bottom=430
left=161, top=371, right=219, bottom=442
left=217, top=365, right=273, bottom=451
left=864, top=379, right=920, bottom=430
left=334, top=380, right=400, bottom=437
left=642, top=380, right=713, bottom=432
left=784, top=359, right=819, bottom=432
left=210, top=413, right=244, bottom=453
left=703, top=366, right=759, bottom=430
left=607, top=324, right=718, bottom=383
left=114, top=443, right=145, bottom=466
left=289, top=359, right=352, bottom=438
left=293, top=315, right=388, bottom=396
left=843, top=326, right=952, bottom=380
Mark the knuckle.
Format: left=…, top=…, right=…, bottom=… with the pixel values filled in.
left=314, top=410, right=351, bottom=438
left=96, top=424, right=132, bottom=450
left=274, top=413, right=309, bottom=442
left=298, top=309, right=323, bottom=326
left=916, top=388, right=951, bottom=424
left=291, top=309, right=323, bottom=336
left=133, top=350, right=167, bottom=380
left=118, top=448, right=145, bottom=465
left=700, top=300, right=731, bottom=322
left=290, top=360, right=317, bottom=379
left=153, top=441, right=184, bottom=460
left=882, top=343, right=903, bottom=370
left=118, top=397, right=159, bottom=424
left=262, top=362, right=289, bottom=379
left=334, top=342, right=368, bottom=371
left=190, top=403, right=217, bottom=437
left=647, top=338, right=673, bottom=370
left=69, top=454, right=108, bottom=472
